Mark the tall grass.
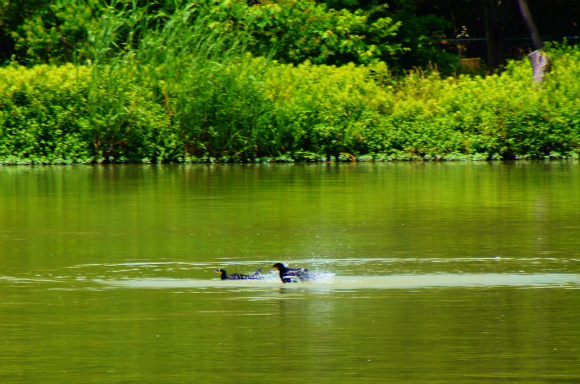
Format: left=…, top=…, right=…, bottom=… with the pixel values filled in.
left=1, top=2, right=579, bottom=164
left=85, top=0, right=263, bottom=162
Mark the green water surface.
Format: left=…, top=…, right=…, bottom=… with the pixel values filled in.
left=1, top=162, right=580, bottom=383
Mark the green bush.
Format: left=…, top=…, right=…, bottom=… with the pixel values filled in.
left=0, top=63, right=93, bottom=163
left=1, top=35, right=580, bottom=163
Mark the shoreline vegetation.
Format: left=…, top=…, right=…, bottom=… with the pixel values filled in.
left=1, top=4, right=579, bottom=165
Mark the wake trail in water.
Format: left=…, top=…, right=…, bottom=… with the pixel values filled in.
left=4, top=257, right=580, bottom=291
left=95, top=272, right=580, bottom=290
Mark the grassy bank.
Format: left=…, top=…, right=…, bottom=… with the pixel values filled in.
left=1, top=43, right=580, bottom=164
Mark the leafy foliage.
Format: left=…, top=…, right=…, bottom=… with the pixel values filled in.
left=1, top=2, right=579, bottom=164
left=1, top=0, right=405, bottom=66
left=0, top=0, right=101, bottom=64
left=243, top=0, right=403, bottom=65
left=2, top=41, right=580, bottom=163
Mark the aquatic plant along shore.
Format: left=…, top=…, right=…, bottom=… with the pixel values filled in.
left=1, top=2, right=579, bottom=164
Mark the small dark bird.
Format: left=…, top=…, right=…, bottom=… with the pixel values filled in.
left=215, top=268, right=262, bottom=280
left=272, top=263, right=312, bottom=283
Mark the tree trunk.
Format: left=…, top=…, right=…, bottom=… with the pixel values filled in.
left=516, top=0, right=551, bottom=83
left=482, top=0, right=512, bottom=72
left=516, top=0, right=543, bottom=49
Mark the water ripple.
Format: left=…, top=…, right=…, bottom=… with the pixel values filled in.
left=96, top=273, right=580, bottom=290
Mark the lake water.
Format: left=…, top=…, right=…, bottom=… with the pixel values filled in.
left=1, top=161, right=580, bottom=383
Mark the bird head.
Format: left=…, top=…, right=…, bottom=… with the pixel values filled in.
left=272, top=263, right=285, bottom=271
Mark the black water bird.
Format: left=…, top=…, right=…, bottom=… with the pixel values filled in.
left=215, top=268, right=262, bottom=280
left=272, top=263, right=312, bottom=283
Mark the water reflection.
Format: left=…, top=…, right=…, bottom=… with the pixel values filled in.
left=2, top=162, right=580, bottom=383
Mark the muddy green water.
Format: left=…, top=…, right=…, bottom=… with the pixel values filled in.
left=1, top=162, right=580, bottom=383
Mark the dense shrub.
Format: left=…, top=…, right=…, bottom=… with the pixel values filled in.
left=1, top=41, right=580, bottom=163
left=0, top=0, right=404, bottom=67
left=0, top=64, right=93, bottom=163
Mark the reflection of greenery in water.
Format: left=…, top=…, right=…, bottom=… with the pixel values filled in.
left=1, top=162, right=580, bottom=383
left=1, top=162, right=579, bottom=271
left=2, top=273, right=580, bottom=383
